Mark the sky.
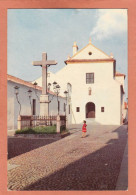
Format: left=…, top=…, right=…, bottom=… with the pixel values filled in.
left=7, top=9, right=128, bottom=98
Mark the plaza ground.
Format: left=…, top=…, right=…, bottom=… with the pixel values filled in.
left=8, top=124, right=128, bottom=191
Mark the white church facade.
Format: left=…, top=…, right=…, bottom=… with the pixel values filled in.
left=34, top=39, right=126, bottom=125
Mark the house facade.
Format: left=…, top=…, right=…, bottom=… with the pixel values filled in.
left=7, top=74, right=66, bottom=130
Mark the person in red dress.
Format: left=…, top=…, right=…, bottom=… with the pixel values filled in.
left=82, top=120, right=87, bottom=138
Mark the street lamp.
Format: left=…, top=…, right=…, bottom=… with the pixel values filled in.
left=64, top=90, right=68, bottom=116
left=33, top=81, right=40, bottom=101
left=53, top=81, right=61, bottom=115
left=14, top=86, right=21, bottom=115
left=48, top=83, right=51, bottom=91
left=27, top=89, right=32, bottom=115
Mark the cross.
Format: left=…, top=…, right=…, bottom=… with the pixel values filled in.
left=32, top=52, right=57, bottom=95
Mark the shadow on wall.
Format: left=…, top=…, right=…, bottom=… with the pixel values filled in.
left=22, top=126, right=128, bottom=191
left=8, top=137, right=59, bottom=159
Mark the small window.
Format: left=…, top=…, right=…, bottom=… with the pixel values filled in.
left=88, top=52, right=92, bottom=55
left=88, top=87, right=91, bottom=95
left=64, top=103, right=66, bottom=112
left=32, top=99, right=36, bottom=115
left=86, top=73, right=94, bottom=84
left=69, top=105, right=70, bottom=114
left=101, top=107, right=104, bottom=112
left=58, top=101, right=60, bottom=112
left=76, top=107, right=80, bottom=112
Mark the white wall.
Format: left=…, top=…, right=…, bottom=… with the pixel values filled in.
left=8, top=81, right=41, bottom=130
left=48, top=61, right=121, bottom=125
left=72, top=43, right=110, bottom=59
left=49, top=94, right=66, bottom=116
left=8, top=81, right=66, bottom=130
left=116, top=76, right=125, bottom=88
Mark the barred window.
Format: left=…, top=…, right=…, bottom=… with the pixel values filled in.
left=86, top=73, right=94, bottom=84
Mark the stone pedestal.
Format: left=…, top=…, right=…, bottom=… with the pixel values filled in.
left=40, top=95, right=49, bottom=116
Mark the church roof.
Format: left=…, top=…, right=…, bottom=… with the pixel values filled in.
left=65, top=58, right=115, bottom=64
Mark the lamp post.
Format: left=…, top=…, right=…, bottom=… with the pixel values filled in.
left=33, top=81, right=40, bottom=101
left=53, top=81, right=61, bottom=115
left=14, top=86, right=21, bottom=115
left=27, top=89, right=32, bottom=115
left=48, top=83, right=51, bottom=91
left=64, top=90, right=68, bottom=116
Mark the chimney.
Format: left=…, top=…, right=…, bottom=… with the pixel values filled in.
left=73, top=42, right=78, bottom=55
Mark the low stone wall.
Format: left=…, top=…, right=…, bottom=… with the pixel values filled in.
left=17, top=115, right=66, bottom=133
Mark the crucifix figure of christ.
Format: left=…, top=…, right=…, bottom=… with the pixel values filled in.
left=32, top=52, right=57, bottom=116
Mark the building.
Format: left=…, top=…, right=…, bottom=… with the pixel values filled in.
left=34, top=39, right=126, bottom=125
left=7, top=74, right=66, bottom=130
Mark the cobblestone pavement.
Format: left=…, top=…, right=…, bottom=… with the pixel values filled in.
left=8, top=137, right=58, bottom=159
left=8, top=124, right=128, bottom=191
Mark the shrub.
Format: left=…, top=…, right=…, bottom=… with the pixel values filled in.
left=15, top=125, right=56, bottom=134
left=60, top=125, right=68, bottom=133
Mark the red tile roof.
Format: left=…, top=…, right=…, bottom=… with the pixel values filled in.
left=65, top=58, right=115, bottom=64
left=7, top=74, right=64, bottom=98
left=7, top=74, right=42, bottom=90
left=115, top=72, right=126, bottom=78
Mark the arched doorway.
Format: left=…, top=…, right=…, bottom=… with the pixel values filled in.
left=86, top=102, right=95, bottom=118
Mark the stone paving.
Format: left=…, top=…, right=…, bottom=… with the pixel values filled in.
left=7, top=124, right=128, bottom=191
left=8, top=137, right=59, bottom=159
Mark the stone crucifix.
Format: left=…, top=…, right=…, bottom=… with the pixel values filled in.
left=32, top=52, right=57, bottom=116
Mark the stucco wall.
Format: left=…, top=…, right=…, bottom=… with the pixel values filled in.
left=72, top=43, right=110, bottom=60
left=48, top=61, right=122, bottom=125
left=8, top=81, right=66, bottom=130
left=8, top=81, right=41, bottom=130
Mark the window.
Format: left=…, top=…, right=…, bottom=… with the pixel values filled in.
left=64, top=103, right=66, bottom=112
left=101, top=107, right=104, bottom=112
left=32, top=99, right=36, bottom=115
left=88, top=52, right=92, bottom=55
left=88, top=87, right=91, bottom=95
left=69, top=105, right=70, bottom=114
left=86, top=73, right=94, bottom=84
left=58, top=101, right=60, bottom=112
left=76, top=107, right=80, bottom=112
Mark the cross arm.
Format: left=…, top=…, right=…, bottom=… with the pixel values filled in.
left=46, top=60, right=57, bottom=65
left=32, top=61, right=42, bottom=66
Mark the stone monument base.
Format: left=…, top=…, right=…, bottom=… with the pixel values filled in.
left=40, top=95, right=49, bottom=116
